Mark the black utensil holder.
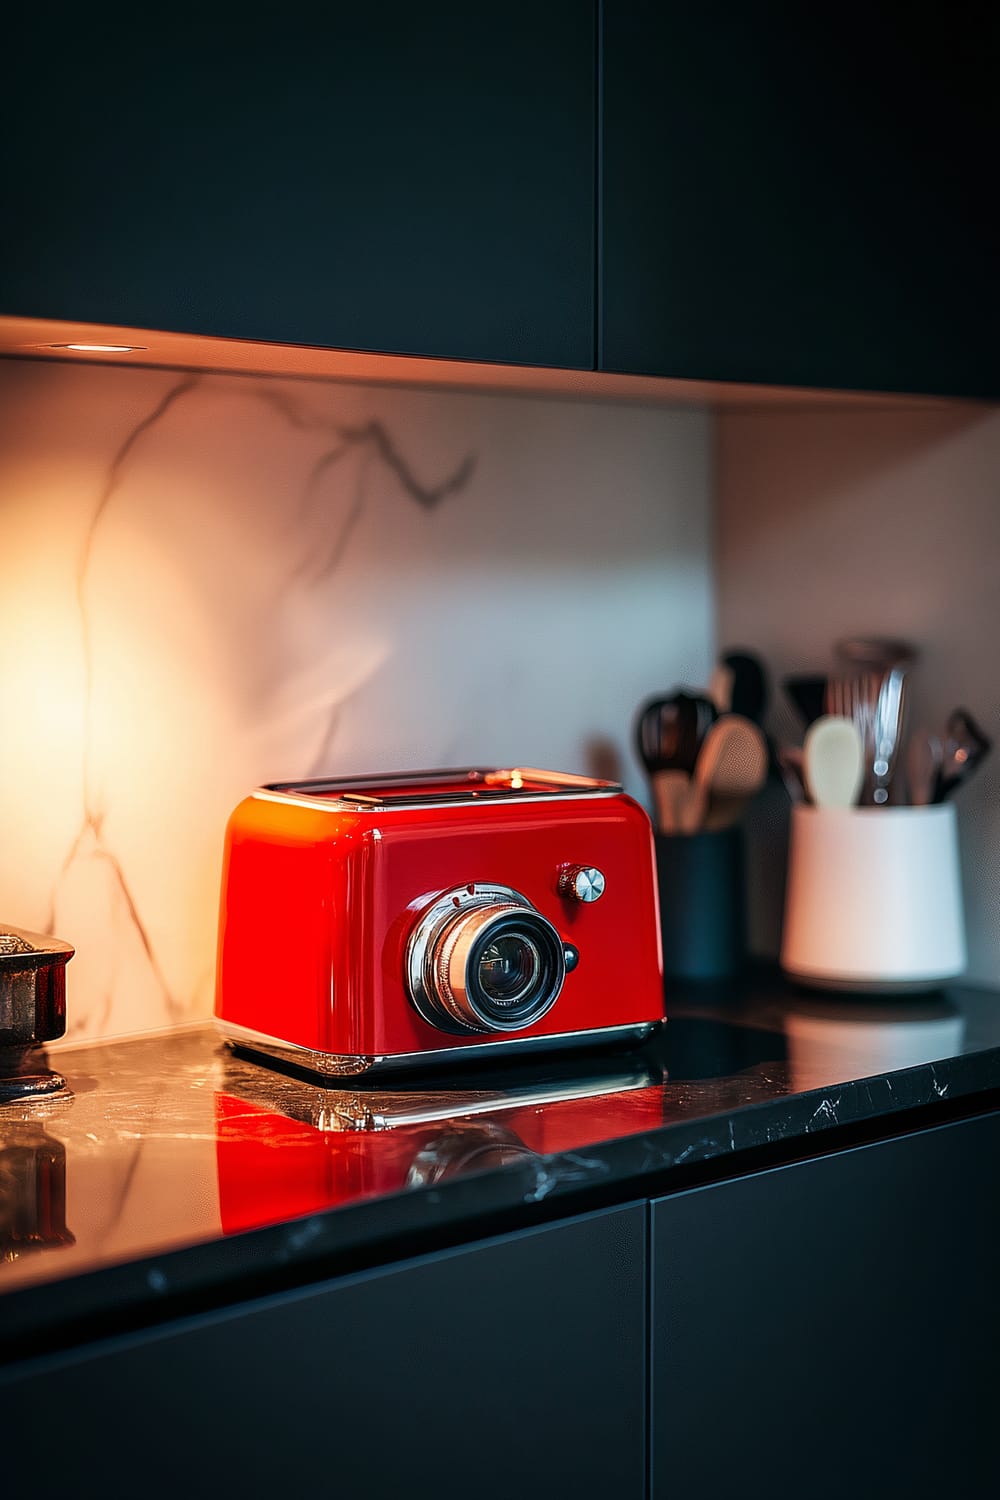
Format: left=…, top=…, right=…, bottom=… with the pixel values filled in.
left=655, top=826, right=746, bottom=982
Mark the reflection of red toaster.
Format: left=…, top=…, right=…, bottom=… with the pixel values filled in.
left=216, top=1051, right=668, bottom=1235
left=215, top=767, right=663, bottom=1080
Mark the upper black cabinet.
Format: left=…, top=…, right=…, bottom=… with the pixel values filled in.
left=601, top=2, right=1000, bottom=397
left=2, top=4, right=596, bottom=369
left=6, top=4, right=997, bottom=395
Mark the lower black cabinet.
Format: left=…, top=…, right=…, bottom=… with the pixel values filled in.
left=8, top=1110, right=997, bottom=1496
left=1, top=1202, right=645, bottom=1500
left=651, top=1112, right=1000, bottom=1500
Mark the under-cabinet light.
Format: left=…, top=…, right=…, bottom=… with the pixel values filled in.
left=45, top=342, right=148, bottom=353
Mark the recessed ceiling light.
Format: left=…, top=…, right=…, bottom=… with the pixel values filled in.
left=43, top=342, right=148, bottom=353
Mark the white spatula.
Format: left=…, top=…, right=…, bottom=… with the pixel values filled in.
left=803, top=715, right=864, bottom=808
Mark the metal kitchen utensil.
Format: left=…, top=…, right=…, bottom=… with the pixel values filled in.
left=835, top=637, right=919, bottom=672
left=803, top=715, right=865, bottom=809
left=635, top=691, right=718, bottom=778
left=783, top=674, right=828, bottom=730
left=675, top=692, right=719, bottom=773
left=871, top=666, right=907, bottom=805
left=680, top=715, right=769, bottom=832
left=906, top=729, right=943, bottom=807
left=824, top=672, right=868, bottom=725
left=825, top=672, right=880, bottom=802
left=933, top=708, right=992, bottom=802
left=722, top=651, right=768, bottom=725
left=777, top=745, right=807, bottom=804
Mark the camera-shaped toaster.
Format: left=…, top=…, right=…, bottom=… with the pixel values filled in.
left=215, top=768, right=664, bottom=1079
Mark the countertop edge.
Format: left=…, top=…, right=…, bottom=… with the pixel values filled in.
left=3, top=1038, right=999, bottom=1370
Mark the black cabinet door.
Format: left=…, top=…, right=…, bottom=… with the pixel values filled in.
left=1, top=1203, right=645, bottom=1500
left=3, top=5, right=595, bottom=369
left=601, top=2, right=1000, bottom=396
left=651, top=1112, right=1000, bottom=1499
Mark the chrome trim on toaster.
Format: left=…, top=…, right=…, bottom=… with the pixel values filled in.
left=217, top=1021, right=376, bottom=1076
left=216, top=1018, right=660, bottom=1081
left=253, top=766, right=623, bottom=814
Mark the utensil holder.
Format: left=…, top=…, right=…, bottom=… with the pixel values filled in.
left=780, top=804, right=966, bottom=992
left=655, top=827, right=746, bottom=982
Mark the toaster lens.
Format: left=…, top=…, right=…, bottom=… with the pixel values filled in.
left=406, top=886, right=566, bottom=1035
left=478, top=933, right=542, bottom=1005
left=467, top=915, right=563, bottom=1029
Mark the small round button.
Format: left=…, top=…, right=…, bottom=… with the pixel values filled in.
left=558, top=865, right=606, bottom=903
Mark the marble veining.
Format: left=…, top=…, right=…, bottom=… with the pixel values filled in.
left=37, top=374, right=475, bottom=1037
left=807, top=1096, right=841, bottom=1128
left=523, top=1151, right=613, bottom=1203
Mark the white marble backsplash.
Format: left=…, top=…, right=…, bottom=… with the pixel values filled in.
left=0, top=360, right=713, bottom=1040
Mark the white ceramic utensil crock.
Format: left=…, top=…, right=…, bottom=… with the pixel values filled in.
left=780, top=803, right=966, bottom=992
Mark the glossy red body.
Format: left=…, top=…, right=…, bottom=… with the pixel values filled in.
left=215, top=769, right=664, bottom=1061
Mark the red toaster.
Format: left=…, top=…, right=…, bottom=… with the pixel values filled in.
left=215, top=767, right=664, bottom=1079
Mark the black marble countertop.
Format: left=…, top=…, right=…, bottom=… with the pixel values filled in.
left=3, top=972, right=1000, bottom=1363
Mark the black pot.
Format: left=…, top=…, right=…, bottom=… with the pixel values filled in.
left=0, top=925, right=74, bottom=1101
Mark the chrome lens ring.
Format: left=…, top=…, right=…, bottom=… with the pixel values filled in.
left=406, top=885, right=566, bottom=1035
left=442, top=904, right=564, bottom=1032
left=433, top=900, right=527, bottom=1031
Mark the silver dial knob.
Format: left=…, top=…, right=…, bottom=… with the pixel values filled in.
left=558, top=865, right=606, bottom=903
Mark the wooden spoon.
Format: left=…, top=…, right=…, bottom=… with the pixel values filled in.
left=679, top=715, right=769, bottom=832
